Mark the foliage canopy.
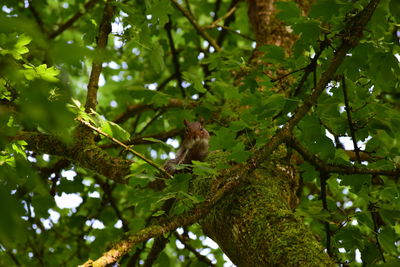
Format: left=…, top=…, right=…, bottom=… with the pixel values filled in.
left=0, top=0, right=399, bottom=266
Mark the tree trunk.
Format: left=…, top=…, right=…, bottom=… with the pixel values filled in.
left=195, top=0, right=334, bottom=265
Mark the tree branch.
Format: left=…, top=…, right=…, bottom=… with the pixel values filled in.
left=287, top=136, right=400, bottom=177
left=85, top=0, right=115, bottom=112
left=14, top=131, right=132, bottom=184
left=174, top=232, right=216, bottom=266
left=79, top=174, right=241, bottom=267
left=48, top=0, right=99, bottom=39
left=170, top=0, right=221, bottom=52
left=113, top=98, right=197, bottom=124
left=319, top=171, right=332, bottom=256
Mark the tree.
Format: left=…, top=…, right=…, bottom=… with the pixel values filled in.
left=0, top=0, right=399, bottom=266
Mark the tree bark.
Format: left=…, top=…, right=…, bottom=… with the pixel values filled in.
left=195, top=1, right=334, bottom=265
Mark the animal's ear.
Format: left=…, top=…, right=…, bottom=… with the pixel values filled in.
left=183, top=119, right=189, bottom=126
left=199, top=117, right=205, bottom=125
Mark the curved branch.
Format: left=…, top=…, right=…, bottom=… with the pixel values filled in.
left=79, top=174, right=241, bottom=267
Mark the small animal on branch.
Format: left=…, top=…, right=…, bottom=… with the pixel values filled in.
left=164, top=118, right=210, bottom=175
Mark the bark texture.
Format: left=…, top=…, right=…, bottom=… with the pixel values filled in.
left=194, top=151, right=333, bottom=266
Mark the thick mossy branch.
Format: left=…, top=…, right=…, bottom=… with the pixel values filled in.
left=16, top=131, right=132, bottom=184
left=192, top=156, right=334, bottom=266
left=15, top=132, right=68, bottom=156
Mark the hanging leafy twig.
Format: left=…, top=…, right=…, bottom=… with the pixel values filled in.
left=76, top=118, right=173, bottom=179
left=257, top=0, right=381, bottom=166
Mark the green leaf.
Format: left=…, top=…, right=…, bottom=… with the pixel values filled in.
left=259, top=45, right=285, bottom=64
left=299, top=162, right=318, bottom=182
left=275, top=2, right=301, bottom=24
left=150, top=42, right=165, bottom=73
left=182, top=71, right=206, bottom=93
left=142, top=137, right=166, bottom=144
left=22, top=64, right=60, bottom=82
left=209, top=127, right=236, bottom=150
left=379, top=227, right=398, bottom=254
left=228, top=142, right=250, bottom=163
left=101, top=120, right=130, bottom=141
left=340, top=174, right=371, bottom=193
left=152, top=210, right=165, bottom=217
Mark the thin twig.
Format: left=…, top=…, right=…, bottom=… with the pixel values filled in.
left=100, top=128, right=182, bottom=149
left=214, top=24, right=254, bottom=41
left=341, top=75, right=361, bottom=163
left=49, top=0, right=99, bottom=39
left=27, top=0, right=46, bottom=34
left=113, top=98, right=197, bottom=124
left=216, top=0, right=241, bottom=46
left=0, top=241, right=21, bottom=266
left=170, top=0, right=221, bottom=52
left=287, top=136, right=400, bottom=177
left=271, top=67, right=305, bottom=82
left=212, top=0, right=223, bottom=21
left=369, top=203, right=386, bottom=262
left=157, top=72, right=178, bottom=91
left=320, top=171, right=332, bottom=256
left=95, top=176, right=130, bottom=232
left=293, top=37, right=331, bottom=96
left=174, top=232, right=216, bottom=266
left=207, top=5, right=237, bottom=29
left=137, top=110, right=165, bottom=136
left=76, top=118, right=173, bottom=179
